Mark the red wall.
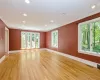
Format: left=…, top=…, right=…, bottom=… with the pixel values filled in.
left=46, top=13, right=100, bottom=63
left=0, top=19, right=5, bottom=58
left=9, top=29, right=46, bottom=51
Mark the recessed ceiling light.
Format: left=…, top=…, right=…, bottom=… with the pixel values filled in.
left=45, top=25, right=47, bottom=26
left=91, top=5, right=96, bottom=9
left=22, top=21, right=26, bottom=23
left=25, top=0, right=30, bottom=4
left=50, top=20, right=54, bottom=23
left=23, top=13, right=27, bottom=16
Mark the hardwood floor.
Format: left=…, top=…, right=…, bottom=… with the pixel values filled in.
left=0, top=49, right=100, bottom=80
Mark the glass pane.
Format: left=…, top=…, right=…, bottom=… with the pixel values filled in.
left=55, top=32, right=58, bottom=47
left=52, top=31, right=58, bottom=47
left=92, top=21, right=100, bottom=53
left=26, top=33, right=31, bottom=49
left=35, top=34, right=39, bottom=48
left=52, top=32, right=55, bottom=46
left=21, top=33, right=26, bottom=49
left=81, top=24, right=90, bottom=51
left=32, top=33, right=35, bottom=48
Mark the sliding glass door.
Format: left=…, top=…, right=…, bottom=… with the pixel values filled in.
left=21, top=32, right=40, bottom=49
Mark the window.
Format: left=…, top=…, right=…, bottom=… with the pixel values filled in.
left=21, top=32, right=40, bottom=49
left=51, top=30, right=58, bottom=48
left=78, top=17, right=100, bottom=57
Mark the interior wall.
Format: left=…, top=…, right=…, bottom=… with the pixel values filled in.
left=46, top=13, right=100, bottom=63
left=9, top=29, right=46, bottom=51
left=0, top=19, right=6, bottom=58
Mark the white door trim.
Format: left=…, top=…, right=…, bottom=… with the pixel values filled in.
left=5, top=27, right=9, bottom=54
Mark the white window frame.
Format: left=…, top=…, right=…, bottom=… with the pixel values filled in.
left=51, top=30, right=58, bottom=48
left=21, top=31, right=40, bottom=49
left=78, top=17, right=100, bottom=57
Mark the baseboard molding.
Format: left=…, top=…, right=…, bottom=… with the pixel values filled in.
left=9, top=50, right=22, bottom=53
left=9, top=48, right=46, bottom=53
left=46, top=49, right=98, bottom=68
left=0, top=55, right=6, bottom=63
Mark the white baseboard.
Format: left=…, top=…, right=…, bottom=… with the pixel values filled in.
left=9, top=48, right=46, bottom=53
left=46, top=49, right=98, bottom=68
left=0, top=55, right=6, bottom=63
left=9, top=50, right=22, bottom=53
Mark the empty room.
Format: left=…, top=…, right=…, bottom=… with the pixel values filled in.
left=0, top=0, right=100, bottom=80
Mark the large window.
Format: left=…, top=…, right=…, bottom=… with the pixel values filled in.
left=51, top=30, right=58, bottom=48
left=78, top=17, right=100, bottom=56
left=21, top=32, right=40, bottom=49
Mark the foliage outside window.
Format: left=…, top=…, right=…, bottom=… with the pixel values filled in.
left=78, top=18, right=100, bottom=56
left=51, top=30, right=58, bottom=48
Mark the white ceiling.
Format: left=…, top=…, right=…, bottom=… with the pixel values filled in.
left=0, top=0, right=100, bottom=31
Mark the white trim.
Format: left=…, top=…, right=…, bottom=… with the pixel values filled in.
left=78, top=17, right=100, bottom=26
left=5, top=27, right=9, bottom=54
left=9, top=48, right=45, bottom=53
left=45, top=49, right=98, bottom=68
left=0, top=55, right=6, bottom=63
left=79, top=50, right=100, bottom=57
left=9, top=50, right=22, bottom=53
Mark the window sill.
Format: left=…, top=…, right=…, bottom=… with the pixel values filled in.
left=78, top=50, right=100, bottom=57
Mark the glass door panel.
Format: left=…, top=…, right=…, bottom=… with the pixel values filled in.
left=35, top=33, right=40, bottom=48
left=21, top=32, right=26, bottom=49
left=32, top=33, right=35, bottom=48
left=26, top=32, right=31, bottom=49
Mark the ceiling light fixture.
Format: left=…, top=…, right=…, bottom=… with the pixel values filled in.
left=91, top=5, right=96, bottom=9
left=25, top=0, right=30, bottom=4
left=45, top=25, right=47, bottom=26
left=50, top=20, right=54, bottom=23
left=23, top=13, right=27, bottom=16
left=22, top=21, right=26, bottom=23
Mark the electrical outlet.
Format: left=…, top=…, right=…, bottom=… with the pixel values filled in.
left=97, top=64, right=100, bottom=69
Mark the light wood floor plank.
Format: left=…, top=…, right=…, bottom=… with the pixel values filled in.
left=0, top=49, right=100, bottom=80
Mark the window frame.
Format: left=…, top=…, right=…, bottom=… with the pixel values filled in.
left=51, top=30, right=58, bottom=48
left=78, top=17, right=100, bottom=57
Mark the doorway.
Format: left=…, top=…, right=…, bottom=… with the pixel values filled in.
left=21, top=32, right=40, bottom=49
